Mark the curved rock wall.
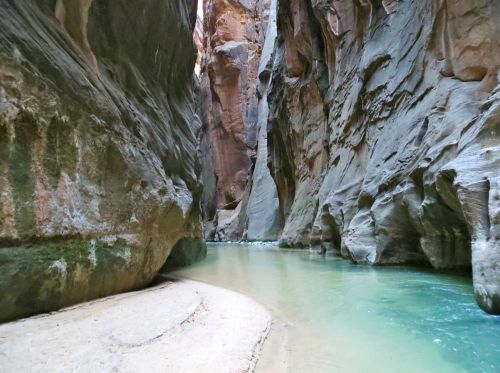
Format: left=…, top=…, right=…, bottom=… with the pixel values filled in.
left=0, top=0, right=205, bottom=322
left=267, top=0, right=500, bottom=313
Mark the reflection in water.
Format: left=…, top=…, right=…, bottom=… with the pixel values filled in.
left=172, top=244, right=500, bottom=373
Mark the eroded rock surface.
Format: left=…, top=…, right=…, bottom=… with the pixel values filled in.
left=200, top=0, right=280, bottom=241
left=267, top=0, right=500, bottom=313
left=0, top=0, right=205, bottom=322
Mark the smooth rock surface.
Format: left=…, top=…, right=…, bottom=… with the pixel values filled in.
left=0, top=0, right=205, bottom=322
left=0, top=279, right=271, bottom=373
left=266, top=0, right=500, bottom=313
left=246, top=0, right=280, bottom=241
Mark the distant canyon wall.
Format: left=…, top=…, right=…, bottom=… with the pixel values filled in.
left=266, top=0, right=500, bottom=314
left=199, top=0, right=280, bottom=241
left=0, top=0, right=205, bottom=322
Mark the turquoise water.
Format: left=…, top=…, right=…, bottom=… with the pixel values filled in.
left=171, top=243, right=500, bottom=373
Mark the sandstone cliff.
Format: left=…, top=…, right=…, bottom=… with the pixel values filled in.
left=0, top=0, right=205, bottom=322
left=200, top=0, right=280, bottom=241
left=266, top=0, right=500, bottom=314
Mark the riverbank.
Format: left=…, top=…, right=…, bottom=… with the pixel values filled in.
left=0, top=279, right=271, bottom=373
left=171, top=243, right=500, bottom=372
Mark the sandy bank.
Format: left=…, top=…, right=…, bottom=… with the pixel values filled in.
left=0, top=279, right=271, bottom=373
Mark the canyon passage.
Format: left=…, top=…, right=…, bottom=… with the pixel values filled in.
left=1, top=0, right=500, bottom=372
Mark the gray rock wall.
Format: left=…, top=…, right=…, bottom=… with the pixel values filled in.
left=0, top=0, right=205, bottom=322
left=267, top=0, right=500, bottom=313
left=246, top=0, right=281, bottom=241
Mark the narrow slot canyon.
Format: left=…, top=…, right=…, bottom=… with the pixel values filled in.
left=197, top=0, right=500, bottom=313
left=0, top=0, right=500, bottom=372
left=197, top=0, right=281, bottom=242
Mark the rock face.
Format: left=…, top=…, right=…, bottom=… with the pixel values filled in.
left=246, top=0, right=280, bottom=241
left=0, top=0, right=205, bottom=322
left=267, top=0, right=500, bottom=314
left=200, top=0, right=280, bottom=241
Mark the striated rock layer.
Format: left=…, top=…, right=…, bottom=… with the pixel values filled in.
left=267, top=0, right=500, bottom=313
left=0, top=0, right=206, bottom=322
left=199, top=0, right=280, bottom=241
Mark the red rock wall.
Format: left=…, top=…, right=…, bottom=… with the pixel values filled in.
left=200, top=0, right=272, bottom=240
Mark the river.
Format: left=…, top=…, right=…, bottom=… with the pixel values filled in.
left=171, top=243, right=500, bottom=373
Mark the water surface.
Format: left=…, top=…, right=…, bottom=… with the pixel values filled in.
left=172, top=243, right=500, bottom=373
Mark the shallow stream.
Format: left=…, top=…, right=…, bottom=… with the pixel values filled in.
left=172, top=243, right=500, bottom=373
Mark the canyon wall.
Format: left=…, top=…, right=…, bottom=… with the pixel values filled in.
left=0, top=0, right=205, bottom=322
left=200, top=0, right=280, bottom=240
left=266, top=0, right=500, bottom=314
